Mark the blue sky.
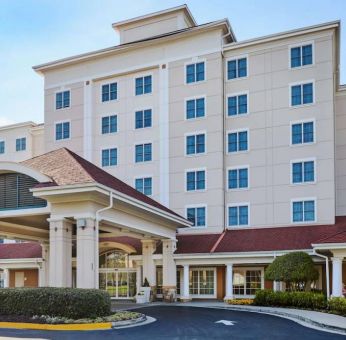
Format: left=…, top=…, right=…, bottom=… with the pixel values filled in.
left=0, top=0, right=345, bottom=125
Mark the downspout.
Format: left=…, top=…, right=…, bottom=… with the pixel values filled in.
left=95, top=192, right=114, bottom=288
left=313, top=249, right=330, bottom=299
left=221, top=30, right=231, bottom=231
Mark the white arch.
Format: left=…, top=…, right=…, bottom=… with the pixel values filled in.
left=99, top=241, right=137, bottom=254
left=0, top=162, right=51, bottom=183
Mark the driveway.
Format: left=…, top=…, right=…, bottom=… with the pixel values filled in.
left=0, top=306, right=343, bottom=339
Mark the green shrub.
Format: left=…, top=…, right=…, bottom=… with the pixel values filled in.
left=265, top=252, right=319, bottom=291
left=328, top=297, right=346, bottom=316
left=254, top=290, right=326, bottom=310
left=0, top=288, right=111, bottom=319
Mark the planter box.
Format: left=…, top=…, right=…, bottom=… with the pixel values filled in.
left=135, top=287, right=151, bottom=304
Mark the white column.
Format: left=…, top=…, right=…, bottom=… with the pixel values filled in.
left=224, top=264, right=234, bottom=300
left=39, top=242, right=49, bottom=287
left=180, top=264, right=191, bottom=301
left=3, top=268, right=9, bottom=288
left=332, top=257, right=343, bottom=297
left=141, top=240, right=156, bottom=287
left=76, top=218, right=98, bottom=289
left=48, top=218, right=73, bottom=287
left=136, top=265, right=142, bottom=292
left=162, top=239, right=177, bottom=290
left=273, top=281, right=280, bottom=292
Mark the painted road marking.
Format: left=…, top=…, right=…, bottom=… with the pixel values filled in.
left=215, top=320, right=237, bottom=326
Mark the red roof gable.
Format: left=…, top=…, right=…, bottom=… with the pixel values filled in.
left=0, top=242, right=42, bottom=259
left=22, top=148, right=184, bottom=219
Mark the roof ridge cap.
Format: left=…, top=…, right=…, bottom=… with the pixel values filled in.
left=210, top=231, right=226, bottom=253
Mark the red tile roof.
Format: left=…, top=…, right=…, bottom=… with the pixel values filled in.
left=0, top=242, right=42, bottom=259
left=22, top=148, right=184, bottom=219
left=176, top=217, right=346, bottom=254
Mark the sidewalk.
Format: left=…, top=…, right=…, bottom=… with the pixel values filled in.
left=113, top=300, right=346, bottom=335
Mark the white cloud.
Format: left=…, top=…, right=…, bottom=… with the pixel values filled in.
left=0, top=117, right=16, bottom=127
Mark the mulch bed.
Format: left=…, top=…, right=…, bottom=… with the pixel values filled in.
left=0, top=315, right=46, bottom=324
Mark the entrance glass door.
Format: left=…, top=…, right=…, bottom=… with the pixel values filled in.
left=99, top=270, right=136, bottom=299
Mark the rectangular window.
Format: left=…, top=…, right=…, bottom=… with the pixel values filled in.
left=187, top=206, right=206, bottom=227
left=228, top=205, right=249, bottom=226
left=135, top=76, right=152, bottom=95
left=15, top=137, right=26, bottom=151
left=228, top=168, right=248, bottom=189
left=135, top=109, right=152, bottom=129
left=292, top=200, right=315, bottom=222
left=186, top=62, right=205, bottom=83
left=227, top=58, right=247, bottom=80
left=189, top=269, right=215, bottom=296
left=233, top=269, right=262, bottom=296
left=186, top=134, right=205, bottom=155
left=101, top=82, right=117, bottom=102
left=291, top=83, right=313, bottom=106
left=291, top=121, right=314, bottom=144
left=101, top=115, right=117, bottom=134
left=135, top=177, right=152, bottom=196
left=290, top=44, right=313, bottom=68
left=102, top=148, right=117, bottom=167
left=186, top=170, right=206, bottom=191
left=135, top=143, right=152, bottom=163
left=55, top=122, right=70, bottom=140
left=186, top=98, right=205, bottom=119
left=292, top=160, right=315, bottom=183
left=56, top=90, right=70, bottom=109
left=228, top=94, right=248, bottom=116
left=228, top=130, right=248, bottom=153
left=0, top=141, right=4, bottom=154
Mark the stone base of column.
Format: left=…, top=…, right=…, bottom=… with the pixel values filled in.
left=223, top=296, right=234, bottom=302
left=179, top=296, right=192, bottom=302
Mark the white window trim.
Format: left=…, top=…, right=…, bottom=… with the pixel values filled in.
left=226, top=165, right=250, bottom=191
left=291, top=197, right=317, bottom=224
left=184, top=58, right=207, bottom=85
left=54, top=88, right=71, bottom=111
left=184, top=167, right=207, bottom=193
left=134, top=175, right=153, bottom=197
left=226, top=91, right=250, bottom=117
left=290, top=157, right=317, bottom=185
left=288, top=40, right=315, bottom=70
left=100, top=146, right=118, bottom=168
left=233, top=267, right=264, bottom=299
left=184, top=95, right=207, bottom=121
left=54, top=120, right=71, bottom=142
left=289, top=118, right=316, bottom=146
left=184, top=130, right=207, bottom=157
left=227, top=202, right=250, bottom=228
left=14, top=136, right=27, bottom=152
left=134, top=141, right=153, bottom=164
left=225, top=54, right=249, bottom=82
left=188, top=267, right=217, bottom=298
left=133, top=73, right=153, bottom=97
left=226, top=128, right=250, bottom=154
left=289, top=80, right=315, bottom=108
left=0, top=140, right=5, bottom=155
left=185, top=204, right=208, bottom=228
left=101, top=114, right=118, bottom=135
left=133, top=107, right=153, bottom=130
left=100, top=81, right=118, bottom=104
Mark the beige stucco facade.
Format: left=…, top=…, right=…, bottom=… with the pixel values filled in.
left=0, top=5, right=346, bottom=300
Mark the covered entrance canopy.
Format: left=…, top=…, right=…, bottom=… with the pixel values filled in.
left=0, top=148, right=191, bottom=292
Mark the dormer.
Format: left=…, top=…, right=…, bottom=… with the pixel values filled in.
left=112, top=5, right=197, bottom=44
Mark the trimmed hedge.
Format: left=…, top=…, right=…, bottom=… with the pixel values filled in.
left=0, top=288, right=111, bottom=319
left=254, top=290, right=327, bottom=310
left=329, top=297, right=346, bottom=316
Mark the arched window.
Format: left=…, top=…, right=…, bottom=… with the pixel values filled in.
left=0, top=173, right=47, bottom=211
left=99, top=250, right=129, bottom=268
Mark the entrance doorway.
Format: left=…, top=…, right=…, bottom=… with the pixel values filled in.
left=99, top=269, right=136, bottom=299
